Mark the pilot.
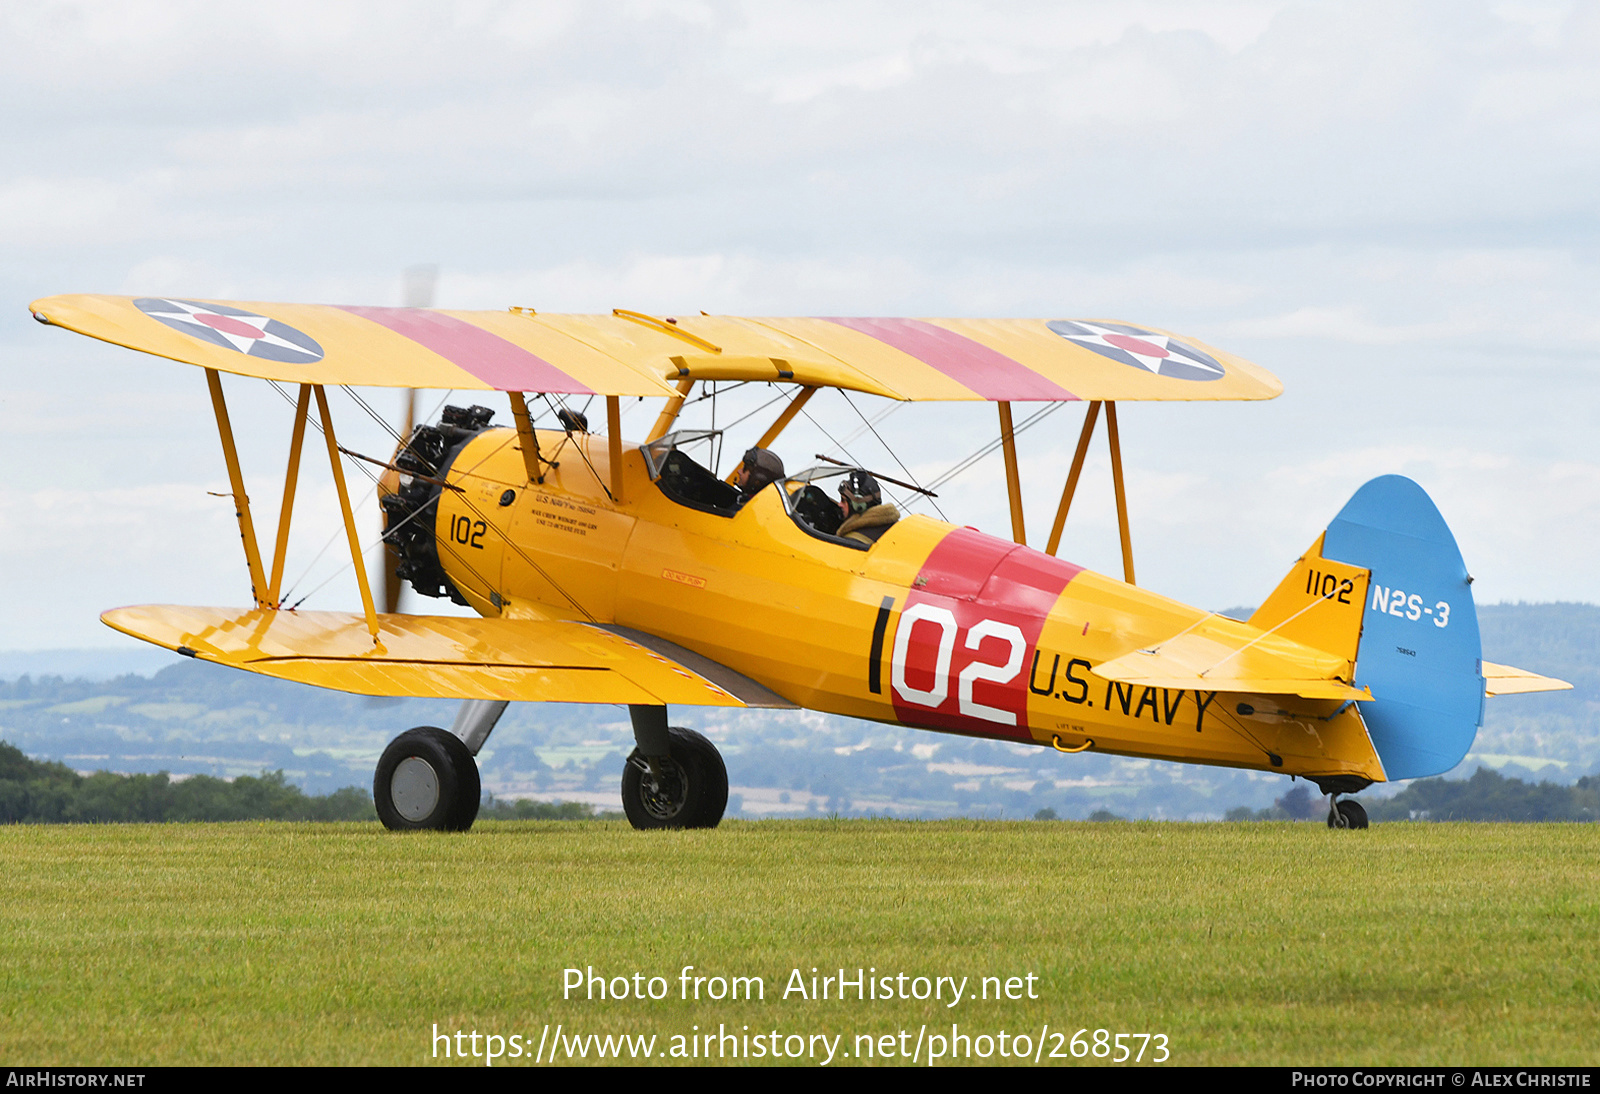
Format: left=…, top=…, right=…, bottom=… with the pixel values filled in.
left=733, top=447, right=786, bottom=507
left=837, top=470, right=899, bottom=544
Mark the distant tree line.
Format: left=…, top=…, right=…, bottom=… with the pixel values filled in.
left=478, top=796, right=620, bottom=821
left=1032, top=807, right=1127, bottom=821
left=1227, top=768, right=1600, bottom=823
left=0, top=740, right=375, bottom=823
left=0, top=739, right=621, bottom=824
left=1368, top=767, right=1599, bottom=822
left=1225, top=784, right=1330, bottom=821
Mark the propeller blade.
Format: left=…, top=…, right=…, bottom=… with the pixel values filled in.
left=380, top=388, right=416, bottom=614
left=383, top=266, right=436, bottom=615
left=402, top=264, right=437, bottom=309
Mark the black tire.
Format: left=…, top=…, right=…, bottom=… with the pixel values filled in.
left=620, top=726, right=728, bottom=830
left=374, top=727, right=481, bottom=831
left=1337, top=799, right=1369, bottom=829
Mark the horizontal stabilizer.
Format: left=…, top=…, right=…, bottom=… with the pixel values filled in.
left=1094, top=630, right=1371, bottom=701
left=103, top=605, right=795, bottom=707
left=1482, top=660, right=1573, bottom=697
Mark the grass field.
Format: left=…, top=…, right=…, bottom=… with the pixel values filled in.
left=1, top=820, right=1595, bottom=1066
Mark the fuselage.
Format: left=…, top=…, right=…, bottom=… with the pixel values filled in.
left=430, top=427, right=1385, bottom=785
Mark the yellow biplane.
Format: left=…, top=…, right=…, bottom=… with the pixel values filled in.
left=28, top=294, right=1570, bottom=830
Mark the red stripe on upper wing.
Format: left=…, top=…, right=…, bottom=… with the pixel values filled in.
left=821, top=317, right=1076, bottom=401
left=339, top=306, right=594, bottom=394
left=890, top=528, right=1082, bottom=740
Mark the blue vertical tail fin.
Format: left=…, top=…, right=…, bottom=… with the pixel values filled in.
left=1321, top=476, right=1483, bottom=781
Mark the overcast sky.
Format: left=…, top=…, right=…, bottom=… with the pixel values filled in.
left=2, top=0, right=1596, bottom=650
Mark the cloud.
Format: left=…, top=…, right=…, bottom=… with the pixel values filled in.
left=2, top=0, right=1597, bottom=651
left=0, top=177, right=125, bottom=248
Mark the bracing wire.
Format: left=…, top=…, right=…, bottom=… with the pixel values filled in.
left=263, top=380, right=384, bottom=603
left=707, top=381, right=718, bottom=473
left=685, top=380, right=751, bottom=406
left=838, top=390, right=947, bottom=522
left=267, top=380, right=482, bottom=609
left=540, top=409, right=614, bottom=504
left=923, top=401, right=1067, bottom=494
left=720, top=386, right=793, bottom=433
left=266, top=381, right=461, bottom=605
left=836, top=398, right=903, bottom=449
left=343, top=387, right=408, bottom=449
left=798, top=403, right=915, bottom=515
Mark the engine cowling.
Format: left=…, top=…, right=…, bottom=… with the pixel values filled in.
left=380, top=404, right=497, bottom=605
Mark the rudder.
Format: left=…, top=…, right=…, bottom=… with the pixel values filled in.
left=1321, top=476, right=1483, bottom=780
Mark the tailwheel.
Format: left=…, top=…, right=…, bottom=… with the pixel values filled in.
left=621, top=726, right=728, bottom=830
left=1326, top=798, right=1369, bottom=830
left=375, top=727, right=481, bottom=831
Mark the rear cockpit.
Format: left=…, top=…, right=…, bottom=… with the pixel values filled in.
left=781, top=466, right=876, bottom=550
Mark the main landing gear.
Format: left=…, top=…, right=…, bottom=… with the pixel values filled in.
left=374, top=701, right=729, bottom=832
left=374, top=699, right=506, bottom=832
left=621, top=705, right=728, bottom=830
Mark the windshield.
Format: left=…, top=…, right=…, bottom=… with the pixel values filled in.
left=642, top=430, right=741, bottom=515
left=642, top=429, right=724, bottom=480
left=782, top=466, right=855, bottom=545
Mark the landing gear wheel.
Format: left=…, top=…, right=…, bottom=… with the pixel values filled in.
left=621, top=726, right=728, bottom=830
left=374, top=727, right=481, bottom=831
left=1327, top=799, right=1368, bottom=830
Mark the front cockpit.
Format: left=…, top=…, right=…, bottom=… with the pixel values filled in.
left=642, top=430, right=742, bottom=515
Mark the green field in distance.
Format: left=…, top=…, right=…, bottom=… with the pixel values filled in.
left=1, top=820, right=1595, bottom=1066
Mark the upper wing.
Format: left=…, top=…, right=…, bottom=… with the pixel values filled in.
left=1482, top=660, right=1573, bottom=697
left=30, top=295, right=1281, bottom=403
left=103, top=605, right=796, bottom=707
left=29, top=295, right=681, bottom=396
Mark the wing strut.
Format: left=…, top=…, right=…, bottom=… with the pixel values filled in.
left=724, top=385, right=820, bottom=483
left=312, top=385, right=380, bottom=642
left=205, top=368, right=270, bottom=608
left=754, top=385, right=817, bottom=450
left=998, top=401, right=1027, bottom=545
left=267, top=383, right=312, bottom=607
left=506, top=392, right=546, bottom=484
left=1046, top=400, right=1100, bottom=557
left=647, top=377, right=694, bottom=442
left=607, top=395, right=625, bottom=504
left=1106, top=400, right=1135, bottom=585
left=1040, top=399, right=1135, bottom=585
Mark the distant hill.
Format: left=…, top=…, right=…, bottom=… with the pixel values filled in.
left=1478, top=602, right=1599, bottom=708
left=0, top=646, right=183, bottom=681
left=1473, top=603, right=1599, bottom=780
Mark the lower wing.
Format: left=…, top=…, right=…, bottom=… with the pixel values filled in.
left=103, top=605, right=795, bottom=708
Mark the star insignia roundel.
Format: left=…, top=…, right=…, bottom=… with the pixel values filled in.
left=135, top=298, right=325, bottom=364
left=1047, top=320, right=1224, bottom=382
